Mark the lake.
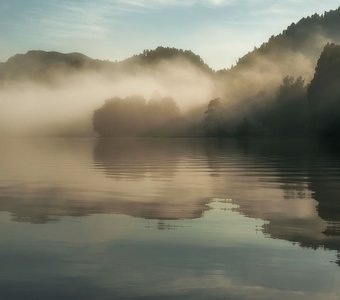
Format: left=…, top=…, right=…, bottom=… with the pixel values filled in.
left=1, top=138, right=340, bottom=300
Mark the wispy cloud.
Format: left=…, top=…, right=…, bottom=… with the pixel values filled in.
left=15, top=0, right=235, bottom=41
left=116, top=0, right=235, bottom=8
left=1, top=0, right=340, bottom=67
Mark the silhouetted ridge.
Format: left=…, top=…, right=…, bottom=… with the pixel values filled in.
left=211, top=43, right=340, bottom=138
left=234, top=7, right=340, bottom=69
left=7, top=50, right=91, bottom=65
left=0, top=50, right=114, bottom=81
left=121, top=46, right=213, bottom=74
left=0, top=46, right=214, bottom=83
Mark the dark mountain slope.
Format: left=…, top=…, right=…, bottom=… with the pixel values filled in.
left=233, top=7, right=340, bottom=72
left=308, top=43, right=340, bottom=137
left=0, top=47, right=213, bottom=84
left=215, top=7, right=340, bottom=112
left=0, top=50, right=115, bottom=82
left=120, top=46, right=213, bottom=74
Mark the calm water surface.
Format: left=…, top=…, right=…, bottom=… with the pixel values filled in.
left=1, top=138, right=340, bottom=299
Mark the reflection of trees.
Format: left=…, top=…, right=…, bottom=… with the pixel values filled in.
left=93, top=138, right=182, bottom=180
left=205, top=139, right=340, bottom=265
left=0, top=182, right=211, bottom=224
left=0, top=185, right=101, bottom=224
left=3, top=136, right=340, bottom=266
left=91, top=138, right=213, bottom=221
left=0, top=139, right=213, bottom=224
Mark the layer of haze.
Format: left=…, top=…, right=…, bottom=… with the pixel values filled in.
left=0, top=32, right=336, bottom=137
left=0, top=59, right=216, bottom=136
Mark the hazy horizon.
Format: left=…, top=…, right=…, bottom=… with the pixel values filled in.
left=1, top=0, right=340, bottom=69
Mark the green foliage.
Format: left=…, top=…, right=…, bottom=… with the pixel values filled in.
left=236, top=117, right=252, bottom=137
left=0, top=50, right=110, bottom=82
left=220, top=43, right=340, bottom=139
left=308, top=43, right=340, bottom=137
left=259, top=76, right=308, bottom=136
left=93, top=95, right=181, bottom=137
left=0, top=46, right=213, bottom=84
left=121, top=46, right=213, bottom=74
left=204, top=98, right=225, bottom=136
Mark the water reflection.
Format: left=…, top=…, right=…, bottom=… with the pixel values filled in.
left=2, top=138, right=340, bottom=299
left=93, top=138, right=181, bottom=180
left=202, top=139, right=340, bottom=265
left=1, top=139, right=340, bottom=245
left=0, top=139, right=217, bottom=223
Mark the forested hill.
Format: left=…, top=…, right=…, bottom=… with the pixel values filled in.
left=0, top=50, right=114, bottom=82
left=2, top=6, right=340, bottom=84
left=207, top=43, right=340, bottom=139
left=119, top=47, right=213, bottom=74
left=0, top=47, right=213, bottom=84
left=213, top=6, right=340, bottom=111
left=229, top=7, right=340, bottom=73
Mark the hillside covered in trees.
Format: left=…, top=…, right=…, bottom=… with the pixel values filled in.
left=1, top=6, right=340, bottom=83
left=203, top=43, right=340, bottom=138
left=93, top=95, right=189, bottom=137
left=0, top=47, right=214, bottom=85
left=0, top=51, right=114, bottom=83
left=215, top=7, right=340, bottom=112
left=234, top=8, right=340, bottom=70
left=93, top=43, right=340, bottom=139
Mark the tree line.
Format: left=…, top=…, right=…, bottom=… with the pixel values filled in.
left=93, top=43, right=340, bottom=139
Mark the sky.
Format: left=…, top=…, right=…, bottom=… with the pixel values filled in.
left=0, top=0, right=340, bottom=69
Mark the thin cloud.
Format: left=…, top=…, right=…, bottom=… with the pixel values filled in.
left=1, top=0, right=340, bottom=68
left=116, top=0, right=235, bottom=8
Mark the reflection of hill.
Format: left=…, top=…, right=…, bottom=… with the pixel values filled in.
left=205, top=139, right=340, bottom=264
left=0, top=184, right=210, bottom=224
left=2, top=137, right=340, bottom=266
left=92, top=138, right=213, bottom=220
left=93, top=138, right=185, bottom=179
left=0, top=139, right=213, bottom=223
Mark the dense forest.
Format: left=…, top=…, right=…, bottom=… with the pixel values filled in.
left=234, top=8, right=340, bottom=68
left=90, top=7, right=340, bottom=138
left=204, top=43, right=340, bottom=138
left=93, top=43, right=340, bottom=139
left=93, top=96, right=188, bottom=137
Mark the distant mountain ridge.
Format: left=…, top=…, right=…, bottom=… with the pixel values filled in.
left=0, top=47, right=213, bottom=83
left=1, top=6, right=340, bottom=84
left=120, top=47, right=213, bottom=74
left=0, top=50, right=113, bottom=82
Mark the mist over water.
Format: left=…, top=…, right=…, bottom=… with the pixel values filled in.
left=0, top=58, right=217, bottom=136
